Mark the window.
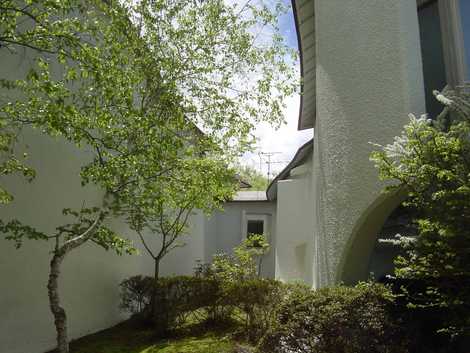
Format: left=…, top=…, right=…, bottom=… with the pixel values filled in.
left=417, top=0, right=470, bottom=115
left=459, top=0, right=470, bottom=81
left=418, top=1, right=447, bottom=117
left=241, top=213, right=270, bottom=241
left=247, top=220, right=264, bottom=236
left=435, top=0, right=469, bottom=86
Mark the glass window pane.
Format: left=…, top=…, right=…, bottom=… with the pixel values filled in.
left=247, top=220, right=264, bottom=235
left=461, top=0, right=470, bottom=81
left=418, top=2, right=447, bottom=117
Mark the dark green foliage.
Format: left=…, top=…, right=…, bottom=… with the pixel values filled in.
left=152, top=275, right=287, bottom=341
left=371, top=86, right=470, bottom=340
left=259, top=282, right=408, bottom=353
left=223, top=278, right=286, bottom=342
left=119, top=275, right=154, bottom=316
left=153, top=276, right=222, bottom=334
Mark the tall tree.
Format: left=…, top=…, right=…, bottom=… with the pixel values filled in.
left=0, top=0, right=297, bottom=351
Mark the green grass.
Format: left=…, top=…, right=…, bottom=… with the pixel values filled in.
left=67, top=320, right=246, bottom=353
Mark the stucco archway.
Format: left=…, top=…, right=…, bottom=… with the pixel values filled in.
left=336, top=190, right=406, bottom=285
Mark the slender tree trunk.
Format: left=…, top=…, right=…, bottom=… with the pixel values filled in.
left=47, top=251, right=69, bottom=353
left=257, top=256, right=263, bottom=277
left=154, top=258, right=160, bottom=281
left=151, top=257, right=161, bottom=322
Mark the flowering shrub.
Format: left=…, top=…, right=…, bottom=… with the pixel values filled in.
left=371, top=86, right=470, bottom=341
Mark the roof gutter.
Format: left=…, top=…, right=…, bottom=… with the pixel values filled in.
left=266, top=138, right=313, bottom=201
left=291, top=0, right=305, bottom=131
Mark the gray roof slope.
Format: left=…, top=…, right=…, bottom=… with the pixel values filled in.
left=266, top=139, right=313, bottom=201
left=230, top=191, right=269, bottom=202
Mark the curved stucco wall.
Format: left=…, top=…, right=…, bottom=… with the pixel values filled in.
left=312, top=0, right=426, bottom=288
left=275, top=156, right=314, bottom=285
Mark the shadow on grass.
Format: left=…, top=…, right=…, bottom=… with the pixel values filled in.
left=52, top=318, right=245, bottom=353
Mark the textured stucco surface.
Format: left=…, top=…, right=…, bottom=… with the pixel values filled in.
left=275, top=154, right=314, bottom=285
left=0, top=49, right=206, bottom=353
left=312, top=0, right=426, bottom=287
left=0, top=128, right=210, bottom=353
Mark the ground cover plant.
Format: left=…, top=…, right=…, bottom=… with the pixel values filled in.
left=49, top=319, right=247, bottom=353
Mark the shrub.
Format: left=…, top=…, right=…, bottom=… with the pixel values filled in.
left=119, top=275, right=153, bottom=316
left=153, top=275, right=222, bottom=333
left=225, top=278, right=288, bottom=342
left=370, top=86, right=470, bottom=340
left=198, top=236, right=284, bottom=341
left=209, top=235, right=270, bottom=283
left=259, top=282, right=409, bottom=353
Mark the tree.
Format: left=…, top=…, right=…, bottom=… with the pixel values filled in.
left=371, top=86, right=470, bottom=340
left=127, top=157, right=235, bottom=281
left=124, top=154, right=236, bottom=319
left=237, top=164, right=269, bottom=191
left=0, top=1, right=180, bottom=351
left=0, top=0, right=296, bottom=352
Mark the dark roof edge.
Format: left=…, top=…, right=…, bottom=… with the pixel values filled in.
left=291, top=0, right=305, bottom=131
left=266, top=138, right=314, bottom=201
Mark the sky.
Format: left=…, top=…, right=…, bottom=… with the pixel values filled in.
left=240, top=0, right=313, bottom=179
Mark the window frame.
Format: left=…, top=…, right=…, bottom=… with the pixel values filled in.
left=241, top=212, right=270, bottom=241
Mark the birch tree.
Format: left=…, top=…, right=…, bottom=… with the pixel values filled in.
left=0, top=0, right=297, bottom=351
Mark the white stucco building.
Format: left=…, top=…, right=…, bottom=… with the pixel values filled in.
left=2, top=0, right=470, bottom=352
left=279, top=0, right=470, bottom=288
left=0, top=42, right=275, bottom=353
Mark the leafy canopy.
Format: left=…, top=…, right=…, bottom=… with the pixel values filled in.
left=0, top=0, right=297, bottom=250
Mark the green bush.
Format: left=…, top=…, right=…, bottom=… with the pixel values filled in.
left=259, top=282, right=408, bottom=353
left=370, top=86, right=470, bottom=340
left=119, top=275, right=153, bottom=316
left=152, top=275, right=222, bottom=333
left=225, top=278, right=286, bottom=342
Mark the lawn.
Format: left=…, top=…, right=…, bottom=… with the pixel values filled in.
left=65, top=320, right=251, bottom=353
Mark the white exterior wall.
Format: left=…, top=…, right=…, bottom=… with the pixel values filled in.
left=204, top=202, right=277, bottom=278
left=0, top=129, right=208, bottom=353
left=275, top=157, right=314, bottom=285
left=0, top=47, right=207, bottom=353
left=312, top=0, right=426, bottom=287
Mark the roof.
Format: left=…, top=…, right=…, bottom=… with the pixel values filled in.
left=234, top=174, right=252, bottom=189
left=292, top=0, right=316, bottom=130
left=230, top=191, right=269, bottom=202
left=293, top=0, right=429, bottom=130
left=266, top=139, right=313, bottom=201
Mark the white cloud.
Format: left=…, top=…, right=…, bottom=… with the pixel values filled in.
left=241, top=94, right=313, bottom=179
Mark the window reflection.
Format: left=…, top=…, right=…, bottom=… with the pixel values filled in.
left=461, top=0, right=470, bottom=81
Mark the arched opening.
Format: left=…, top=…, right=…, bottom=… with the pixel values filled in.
left=367, top=205, right=415, bottom=282
left=336, top=191, right=409, bottom=285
